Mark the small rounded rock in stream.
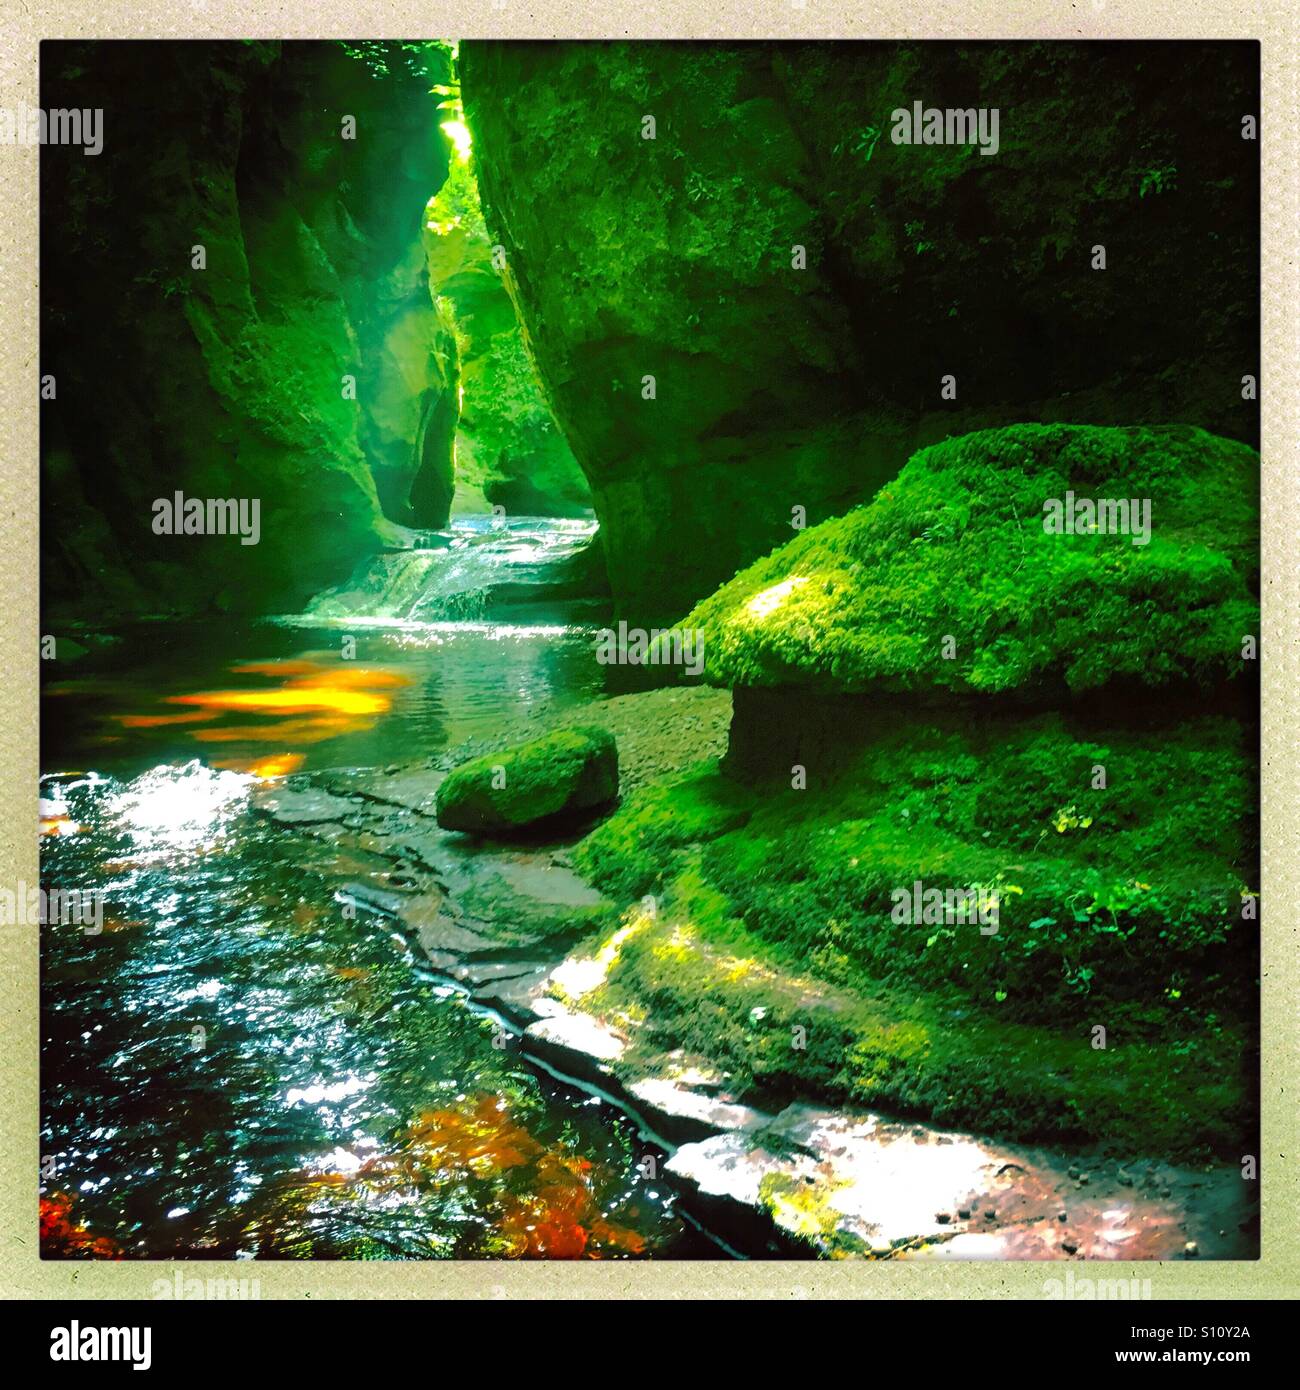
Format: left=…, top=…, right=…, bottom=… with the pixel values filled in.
left=436, top=725, right=619, bottom=835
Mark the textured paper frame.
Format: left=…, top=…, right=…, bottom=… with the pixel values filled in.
left=1, top=1, right=1295, bottom=1301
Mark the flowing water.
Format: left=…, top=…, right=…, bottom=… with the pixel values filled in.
left=305, top=514, right=601, bottom=625
left=40, top=519, right=712, bottom=1260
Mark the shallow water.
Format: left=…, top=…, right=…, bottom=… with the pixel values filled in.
left=40, top=521, right=709, bottom=1259
left=43, top=519, right=659, bottom=782
left=43, top=619, right=609, bottom=780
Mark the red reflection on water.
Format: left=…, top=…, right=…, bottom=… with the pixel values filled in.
left=312, top=1094, right=650, bottom=1259
left=40, top=1193, right=121, bottom=1260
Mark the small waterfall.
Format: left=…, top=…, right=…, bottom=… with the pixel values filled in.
left=302, top=516, right=600, bottom=624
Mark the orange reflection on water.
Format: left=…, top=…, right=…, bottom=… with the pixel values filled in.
left=117, top=711, right=212, bottom=729
left=404, top=1096, right=543, bottom=1177
left=168, top=687, right=389, bottom=717
left=193, top=715, right=361, bottom=746
left=114, top=658, right=409, bottom=753
left=310, top=1094, right=650, bottom=1259
left=39, top=815, right=82, bottom=837
left=210, top=753, right=307, bottom=780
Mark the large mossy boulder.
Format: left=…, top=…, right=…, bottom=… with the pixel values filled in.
left=461, top=41, right=1257, bottom=622
left=564, top=422, right=1258, bottom=1157
left=436, top=726, right=619, bottom=834
left=681, top=424, right=1259, bottom=701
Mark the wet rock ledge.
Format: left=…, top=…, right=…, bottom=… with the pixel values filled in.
left=252, top=756, right=1251, bottom=1262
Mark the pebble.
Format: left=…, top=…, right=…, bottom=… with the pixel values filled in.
left=1062, top=1239, right=1079, bottom=1254
left=1185, top=1241, right=1199, bottom=1258
left=935, top=1212, right=951, bottom=1224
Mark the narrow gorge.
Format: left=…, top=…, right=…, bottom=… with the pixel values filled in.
left=39, top=39, right=1259, bottom=1263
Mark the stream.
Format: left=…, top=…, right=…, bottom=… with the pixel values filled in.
left=40, top=518, right=715, bottom=1259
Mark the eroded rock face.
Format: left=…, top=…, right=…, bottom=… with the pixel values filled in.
left=461, top=41, right=1257, bottom=621
left=424, top=155, right=591, bottom=517
left=41, top=40, right=458, bottom=617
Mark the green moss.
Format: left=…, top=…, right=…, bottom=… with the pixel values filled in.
left=682, top=424, right=1258, bottom=696
left=463, top=331, right=589, bottom=515
left=423, top=132, right=590, bottom=517
left=571, top=766, right=753, bottom=900
left=41, top=40, right=459, bottom=617
left=586, top=901, right=1249, bottom=1158
left=755, top=715, right=1246, bottom=1010
left=595, top=910, right=860, bottom=1100
left=436, top=725, right=619, bottom=833
left=463, top=43, right=1257, bottom=620
left=568, top=717, right=1254, bottom=1156
left=757, top=1172, right=869, bottom=1256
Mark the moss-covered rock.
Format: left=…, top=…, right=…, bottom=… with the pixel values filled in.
left=567, top=724, right=1256, bottom=1155
left=578, top=705, right=1255, bottom=1019
left=571, top=424, right=1258, bottom=1157
left=584, top=902, right=1252, bottom=1156
left=462, top=42, right=1257, bottom=621
left=436, top=726, right=619, bottom=834
left=682, top=424, right=1258, bottom=698
left=572, top=765, right=753, bottom=901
